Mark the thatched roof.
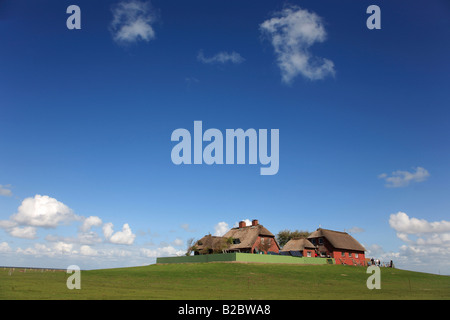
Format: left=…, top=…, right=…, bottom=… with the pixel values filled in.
left=194, top=222, right=278, bottom=253
left=223, top=224, right=277, bottom=250
left=280, top=238, right=315, bottom=252
left=195, top=235, right=228, bottom=252
left=308, top=228, right=365, bottom=252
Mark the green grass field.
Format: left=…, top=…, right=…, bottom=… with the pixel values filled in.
left=1, top=263, right=449, bottom=300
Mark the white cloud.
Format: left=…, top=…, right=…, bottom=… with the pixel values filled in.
left=80, top=245, right=98, bottom=256
left=9, top=226, right=37, bottom=239
left=53, top=241, right=74, bottom=254
left=103, top=222, right=136, bottom=245
left=0, top=195, right=79, bottom=239
left=260, top=5, right=335, bottom=83
left=140, top=245, right=184, bottom=258
left=365, top=243, right=385, bottom=257
left=389, top=211, right=450, bottom=234
left=10, top=195, right=78, bottom=228
left=0, top=242, right=12, bottom=253
left=0, top=184, right=12, bottom=197
left=110, top=0, right=157, bottom=44
left=232, top=219, right=251, bottom=228
left=378, top=167, right=430, bottom=188
left=384, top=211, right=450, bottom=274
left=80, top=216, right=103, bottom=232
left=172, top=238, right=183, bottom=246
left=214, top=222, right=230, bottom=236
left=16, top=242, right=74, bottom=257
left=197, top=50, right=245, bottom=64
left=0, top=220, right=17, bottom=229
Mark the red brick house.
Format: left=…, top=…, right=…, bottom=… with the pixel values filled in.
left=307, top=228, right=366, bottom=265
left=280, top=238, right=316, bottom=257
left=194, top=219, right=280, bottom=255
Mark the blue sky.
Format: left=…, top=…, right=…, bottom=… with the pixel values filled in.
left=1, top=0, right=449, bottom=274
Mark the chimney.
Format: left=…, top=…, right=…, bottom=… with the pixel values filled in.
left=252, top=219, right=259, bottom=226
left=238, top=221, right=246, bottom=228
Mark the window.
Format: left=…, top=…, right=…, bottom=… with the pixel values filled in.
left=341, top=252, right=345, bottom=257
left=307, top=251, right=311, bottom=257
left=311, top=239, right=316, bottom=245
left=349, top=252, right=352, bottom=257
left=355, top=253, right=359, bottom=258
left=318, top=238, right=323, bottom=245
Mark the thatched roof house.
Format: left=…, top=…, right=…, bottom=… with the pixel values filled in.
left=194, top=235, right=230, bottom=254
left=308, top=228, right=366, bottom=265
left=281, top=238, right=315, bottom=251
left=194, top=220, right=280, bottom=255
left=280, top=238, right=316, bottom=257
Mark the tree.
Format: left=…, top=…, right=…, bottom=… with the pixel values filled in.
left=257, top=237, right=272, bottom=254
left=276, top=229, right=310, bottom=247
left=197, top=234, right=231, bottom=254
left=185, top=237, right=196, bottom=256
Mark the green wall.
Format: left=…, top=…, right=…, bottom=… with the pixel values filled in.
left=235, top=253, right=333, bottom=264
left=156, top=253, right=334, bottom=265
left=156, top=253, right=237, bottom=264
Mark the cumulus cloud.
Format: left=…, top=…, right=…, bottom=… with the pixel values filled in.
left=260, top=5, right=335, bottom=83
left=0, top=195, right=79, bottom=238
left=110, top=0, right=157, bottom=44
left=0, top=184, right=13, bottom=197
left=103, top=222, right=136, bottom=245
left=385, top=211, right=450, bottom=274
left=214, top=222, right=230, bottom=236
left=378, top=167, right=430, bottom=188
left=197, top=50, right=245, bottom=64
left=80, top=216, right=103, bottom=232
left=389, top=211, right=450, bottom=234
left=10, top=195, right=77, bottom=228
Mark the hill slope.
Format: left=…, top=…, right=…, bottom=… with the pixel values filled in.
left=1, top=263, right=449, bottom=299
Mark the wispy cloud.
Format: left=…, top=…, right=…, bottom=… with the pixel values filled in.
left=347, top=226, right=364, bottom=234
left=180, top=223, right=196, bottom=232
left=110, top=0, right=157, bottom=45
left=197, top=50, right=245, bottom=64
left=378, top=166, right=430, bottom=188
left=260, top=5, right=335, bottom=83
left=0, top=184, right=13, bottom=197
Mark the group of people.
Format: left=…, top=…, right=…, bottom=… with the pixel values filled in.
left=369, top=258, right=394, bottom=268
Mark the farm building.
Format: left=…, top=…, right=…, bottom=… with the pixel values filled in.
left=194, top=219, right=280, bottom=255
left=192, top=221, right=366, bottom=267
left=307, top=228, right=366, bottom=265
left=280, top=238, right=316, bottom=257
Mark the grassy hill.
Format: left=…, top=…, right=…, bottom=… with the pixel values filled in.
left=1, top=262, right=449, bottom=300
